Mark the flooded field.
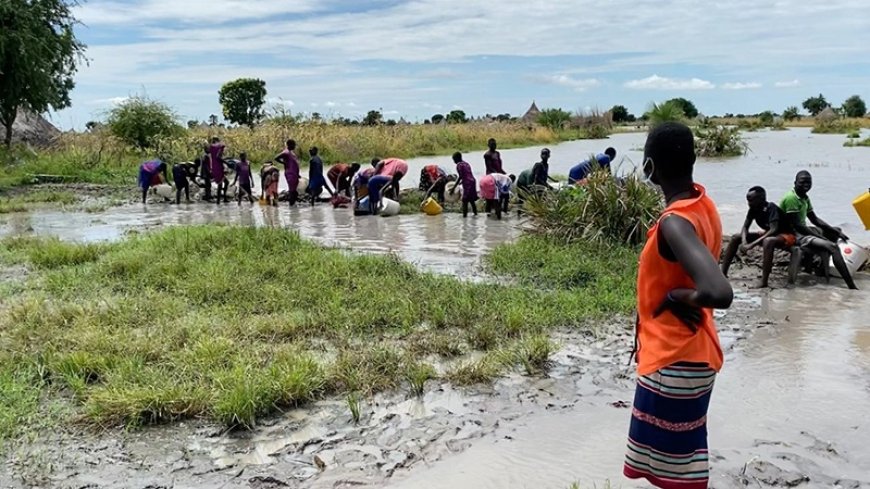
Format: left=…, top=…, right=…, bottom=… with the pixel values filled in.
left=1, top=128, right=869, bottom=488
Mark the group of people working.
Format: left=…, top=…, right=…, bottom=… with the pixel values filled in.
left=138, top=137, right=619, bottom=221
left=719, top=171, right=858, bottom=290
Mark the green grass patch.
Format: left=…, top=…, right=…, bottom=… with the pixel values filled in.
left=844, top=136, right=870, bottom=147
left=0, top=189, right=79, bottom=214
left=486, top=235, right=637, bottom=312
left=0, top=225, right=635, bottom=436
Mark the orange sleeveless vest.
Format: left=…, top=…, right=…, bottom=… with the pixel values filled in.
left=636, top=184, right=724, bottom=376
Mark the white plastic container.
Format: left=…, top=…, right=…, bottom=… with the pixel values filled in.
left=830, top=240, right=869, bottom=278
left=297, top=177, right=309, bottom=194
left=152, top=184, right=174, bottom=201
left=444, top=182, right=462, bottom=203
left=379, top=197, right=401, bottom=217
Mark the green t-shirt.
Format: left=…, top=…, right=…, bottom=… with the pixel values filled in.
left=517, top=169, right=534, bottom=188
left=780, top=189, right=813, bottom=227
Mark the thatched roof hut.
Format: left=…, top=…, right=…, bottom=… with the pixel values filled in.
left=816, top=106, right=838, bottom=122
left=0, top=110, right=61, bottom=147
left=522, top=101, right=541, bottom=123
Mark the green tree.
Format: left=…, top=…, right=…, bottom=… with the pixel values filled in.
left=218, top=78, right=267, bottom=128
left=385, top=119, right=397, bottom=126
left=665, top=98, right=699, bottom=119
left=0, top=0, right=87, bottom=147
left=496, top=113, right=512, bottom=122
left=802, top=94, right=829, bottom=116
left=537, top=108, right=572, bottom=130
left=447, top=110, right=467, bottom=124
left=842, top=95, right=867, bottom=118
left=431, top=113, right=445, bottom=124
left=782, top=106, right=801, bottom=121
left=106, top=95, right=182, bottom=149
left=363, top=110, right=383, bottom=126
left=186, top=120, right=199, bottom=129
left=610, top=105, right=632, bottom=123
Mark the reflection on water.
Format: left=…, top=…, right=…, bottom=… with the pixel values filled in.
left=0, top=203, right=519, bottom=278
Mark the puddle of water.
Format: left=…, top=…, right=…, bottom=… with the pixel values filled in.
left=388, top=282, right=870, bottom=489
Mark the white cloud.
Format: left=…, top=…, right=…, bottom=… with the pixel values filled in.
left=267, top=98, right=294, bottom=107
left=531, top=74, right=601, bottom=92
left=624, top=75, right=715, bottom=90
left=775, top=79, right=801, bottom=88
left=722, top=82, right=762, bottom=90
left=76, top=0, right=321, bottom=25
left=346, top=102, right=357, bottom=107
left=325, top=101, right=338, bottom=107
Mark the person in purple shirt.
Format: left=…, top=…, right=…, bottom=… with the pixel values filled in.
left=484, top=138, right=505, bottom=175
left=275, top=139, right=300, bottom=207
left=209, top=137, right=228, bottom=204
left=451, top=151, right=478, bottom=217
left=232, top=152, right=255, bottom=205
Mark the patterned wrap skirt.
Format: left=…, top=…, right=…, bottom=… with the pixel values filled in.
left=624, top=362, right=716, bottom=489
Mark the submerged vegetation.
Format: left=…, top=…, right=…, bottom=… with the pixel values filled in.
left=844, top=135, right=870, bottom=147
left=520, top=171, right=663, bottom=246
left=0, top=226, right=636, bottom=441
left=694, top=124, right=748, bottom=157
left=813, top=117, right=862, bottom=134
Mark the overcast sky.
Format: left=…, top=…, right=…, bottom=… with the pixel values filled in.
left=54, top=0, right=869, bottom=128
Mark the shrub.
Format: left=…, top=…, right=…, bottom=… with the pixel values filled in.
left=645, top=101, right=685, bottom=128
left=694, top=125, right=747, bottom=157
left=537, top=108, right=572, bottom=131
left=521, top=171, right=663, bottom=246
left=106, top=96, right=183, bottom=149
left=813, top=118, right=861, bottom=134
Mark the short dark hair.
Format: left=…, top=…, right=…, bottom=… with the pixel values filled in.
left=796, top=170, right=812, bottom=180
left=309, top=146, right=318, bottom=155
left=605, top=147, right=617, bottom=160
left=488, top=138, right=496, bottom=145
left=286, top=139, right=296, bottom=149
left=747, top=186, right=766, bottom=196
left=452, top=152, right=463, bottom=162
left=371, top=158, right=381, bottom=167
left=350, top=162, right=361, bottom=172
left=644, top=122, right=696, bottom=179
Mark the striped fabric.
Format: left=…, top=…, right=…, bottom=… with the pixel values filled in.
left=624, top=363, right=716, bottom=489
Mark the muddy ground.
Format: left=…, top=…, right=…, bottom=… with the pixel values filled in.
left=3, top=255, right=868, bottom=489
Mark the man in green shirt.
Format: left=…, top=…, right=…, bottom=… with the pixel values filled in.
left=780, top=171, right=857, bottom=289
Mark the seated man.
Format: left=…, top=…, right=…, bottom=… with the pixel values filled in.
left=780, top=171, right=858, bottom=290
left=721, top=186, right=796, bottom=288
left=568, top=147, right=617, bottom=184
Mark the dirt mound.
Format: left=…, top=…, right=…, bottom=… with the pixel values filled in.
left=1, top=110, right=61, bottom=147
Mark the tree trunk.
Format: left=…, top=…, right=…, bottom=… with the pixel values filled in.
left=1, top=107, right=16, bottom=149
left=3, top=122, right=12, bottom=149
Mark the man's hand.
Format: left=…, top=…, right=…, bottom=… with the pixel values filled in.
left=654, top=293, right=702, bottom=333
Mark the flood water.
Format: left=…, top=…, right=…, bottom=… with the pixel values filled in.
left=1, top=128, right=870, bottom=488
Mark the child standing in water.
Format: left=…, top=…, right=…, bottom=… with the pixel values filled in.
left=275, top=139, right=300, bottom=207
left=451, top=151, right=478, bottom=217
left=233, top=152, right=255, bottom=205
left=307, top=146, right=334, bottom=205
left=209, top=137, right=227, bottom=204
left=260, top=161, right=280, bottom=206
left=624, top=122, right=733, bottom=489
